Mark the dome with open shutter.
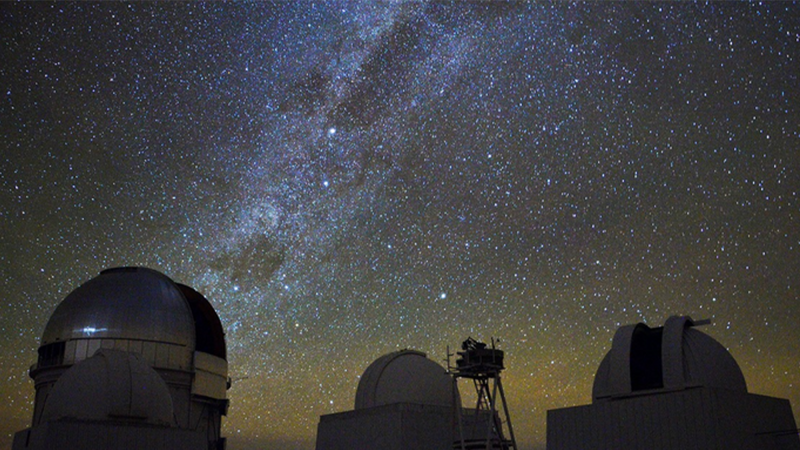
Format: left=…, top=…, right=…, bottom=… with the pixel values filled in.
left=592, top=316, right=746, bottom=401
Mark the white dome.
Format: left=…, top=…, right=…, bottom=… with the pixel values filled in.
left=355, top=350, right=456, bottom=409
left=593, top=316, right=747, bottom=400
left=41, top=349, right=175, bottom=426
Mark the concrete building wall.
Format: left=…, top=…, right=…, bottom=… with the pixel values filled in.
left=316, top=403, right=455, bottom=450
left=548, top=387, right=800, bottom=450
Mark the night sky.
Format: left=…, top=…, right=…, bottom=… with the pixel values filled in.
left=2, top=2, right=799, bottom=449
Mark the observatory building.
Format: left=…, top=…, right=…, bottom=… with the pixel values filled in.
left=316, top=343, right=516, bottom=450
left=315, top=349, right=460, bottom=450
left=547, top=316, right=800, bottom=450
left=12, top=267, right=229, bottom=450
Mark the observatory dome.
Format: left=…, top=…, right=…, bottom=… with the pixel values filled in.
left=355, top=350, right=454, bottom=409
left=41, top=267, right=195, bottom=347
left=41, top=349, right=175, bottom=426
left=35, top=267, right=199, bottom=371
left=592, top=316, right=747, bottom=400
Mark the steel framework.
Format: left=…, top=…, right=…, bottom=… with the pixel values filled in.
left=448, top=338, right=517, bottom=450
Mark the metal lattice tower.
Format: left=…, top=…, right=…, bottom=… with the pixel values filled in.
left=448, top=338, right=518, bottom=450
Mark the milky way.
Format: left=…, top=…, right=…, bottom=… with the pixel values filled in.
left=2, top=3, right=799, bottom=449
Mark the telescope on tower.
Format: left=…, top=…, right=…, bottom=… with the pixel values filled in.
left=448, top=337, right=518, bottom=450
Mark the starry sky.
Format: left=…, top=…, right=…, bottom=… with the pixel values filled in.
left=2, top=2, right=799, bottom=449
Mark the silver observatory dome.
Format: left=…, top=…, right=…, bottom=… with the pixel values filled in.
left=37, top=267, right=196, bottom=371
left=42, top=267, right=195, bottom=345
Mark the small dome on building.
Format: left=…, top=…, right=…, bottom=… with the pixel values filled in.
left=41, top=349, right=175, bottom=426
left=41, top=267, right=195, bottom=348
left=355, top=350, right=455, bottom=409
left=593, top=316, right=747, bottom=400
